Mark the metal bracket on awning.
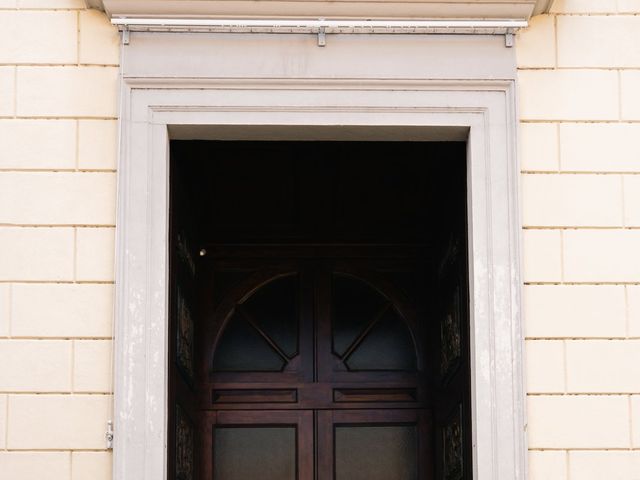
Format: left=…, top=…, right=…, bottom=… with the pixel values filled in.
left=111, top=18, right=528, bottom=47
left=505, top=30, right=515, bottom=48
left=318, top=26, right=326, bottom=47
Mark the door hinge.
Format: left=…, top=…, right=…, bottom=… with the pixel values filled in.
left=106, top=420, right=114, bottom=449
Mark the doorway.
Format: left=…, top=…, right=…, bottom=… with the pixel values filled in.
left=168, top=141, right=470, bottom=480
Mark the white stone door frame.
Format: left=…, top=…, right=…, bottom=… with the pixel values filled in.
left=113, top=33, right=525, bottom=480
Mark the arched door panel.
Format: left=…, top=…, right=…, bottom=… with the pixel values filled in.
left=200, top=265, right=315, bottom=386
left=201, top=259, right=428, bottom=410
left=316, top=265, right=425, bottom=390
left=196, top=255, right=436, bottom=480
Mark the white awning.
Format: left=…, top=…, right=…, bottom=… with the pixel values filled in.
left=86, top=0, right=554, bottom=22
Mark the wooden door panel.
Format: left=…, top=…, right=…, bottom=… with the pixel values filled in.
left=206, top=381, right=428, bottom=411
left=316, top=264, right=426, bottom=389
left=317, top=409, right=432, bottom=480
left=201, top=410, right=313, bottom=480
left=434, top=240, right=471, bottom=480
left=193, top=254, right=451, bottom=479
left=199, top=264, right=315, bottom=390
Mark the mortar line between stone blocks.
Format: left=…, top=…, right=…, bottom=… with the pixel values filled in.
left=520, top=66, right=640, bottom=72
left=9, top=116, right=118, bottom=121
left=522, top=226, right=640, bottom=230
left=529, top=447, right=640, bottom=451
left=0, top=63, right=119, bottom=67
left=0, top=224, right=116, bottom=228
left=73, top=227, right=77, bottom=282
left=629, top=395, right=634, bottom=448
left=624, top=286, right=630, bottom=339
left=3, top=448, right=127, bottom=453
left=7, top=284, right=12, bottom=339
left=522, top=171, right=640, bottom=176
left=526, top=336, right=640, bottom=341
left=621, top=176, right=627, bottom=229
left=553, top=13, right=558, bottom=70
left=521, top=120, right=640, bottom=124
left=4, top=393, right=8, bottom=450
left=71, top=339, right=75, bottom=394
left=12, top=66, right=16, bottom=119
left=0, top=8, right=85, bottom=12
left=0, top=392, right=111, bottom=396
left=618, top=69, right=623, bottom=122
left=75, top=119, right=80, bottom=171
left=0, top=168, right=117, bottom=173
left=10, top=336, right=114, bottom=341
left=76, top=10, right=80, bottom=67
left=560, top=229, right=565, bottom=284
left=528, top=392, right=640, bottom=396
left=565, top=449, right=570, bottom=480
left=562, top=339, right=568, bottom=395
left=0, top=281, right=113, bottom=285
left=525, top=281, right=640, bottom=286
left=556, top=123, right=561, bottom=172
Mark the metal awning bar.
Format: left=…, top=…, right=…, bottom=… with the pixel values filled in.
left=111, top=17, right=528, bottom=35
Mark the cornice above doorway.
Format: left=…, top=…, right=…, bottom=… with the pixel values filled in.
left=85, top=0, right=554, bottom=22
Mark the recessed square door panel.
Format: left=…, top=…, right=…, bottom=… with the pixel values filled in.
left=202, top=410, right=313, bottom=480
left=317, top=410, right=432, bottom=480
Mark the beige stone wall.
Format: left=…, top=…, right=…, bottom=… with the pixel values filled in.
left=517, top=1, right=640, bottom=478
left=0, top=1, right=119, bottom=478
left=2, top=0, right=640, bottom=478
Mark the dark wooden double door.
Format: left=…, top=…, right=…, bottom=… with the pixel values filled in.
left=168, top=140, right=471, bottom=480
left=177, top=254, right=460, bottom=480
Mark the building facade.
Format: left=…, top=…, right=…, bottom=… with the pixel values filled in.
left=0, top=0, right=639, bottom=479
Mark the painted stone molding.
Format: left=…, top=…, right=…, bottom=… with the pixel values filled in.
left=86, top=0, right=554, bottom=21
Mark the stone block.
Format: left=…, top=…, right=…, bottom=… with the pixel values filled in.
left=519, top=70, right=618, bottom=121
left=0, top=120, right=76, bottom=170
left=563, top=230, right=640, bottom=282
left=566, top=340, right=640, bottom=393
left=522, top=174, right=623, bottom=227
left=75, top=227, right=115, bottom=281
left=7, top=394, right=111, bottom=449
left=17, top=66, right=118, bottom=118
left=526, top=340, right=565, bottom=393
left=528, top=395, right=630, bottom=448
left=524, top=285, right=626, bottom=338
left=0, top=340, right=72, bottom=392
left=0, top=227, right=74, bottom=281
left=523, top=229, right=562, bottom=282
left=0, top=172, right=116, bottom=225
left=11, top=283, right=113, bottom=338
left=0, top=11, right=77, bottom=64
left=73, top=340, right=112, bottom=393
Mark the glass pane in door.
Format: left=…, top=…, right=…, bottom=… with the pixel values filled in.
left=242, top=275, right=299, bottom=358
left=332, top=274, right=387, bottom=357
left=345, top=309, right=417, bottom=371
left=214, top=426, right=296, bottom=480
left=212, top=314, right=286, bottom=372
left=335, top=425, right=417, bottom=480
